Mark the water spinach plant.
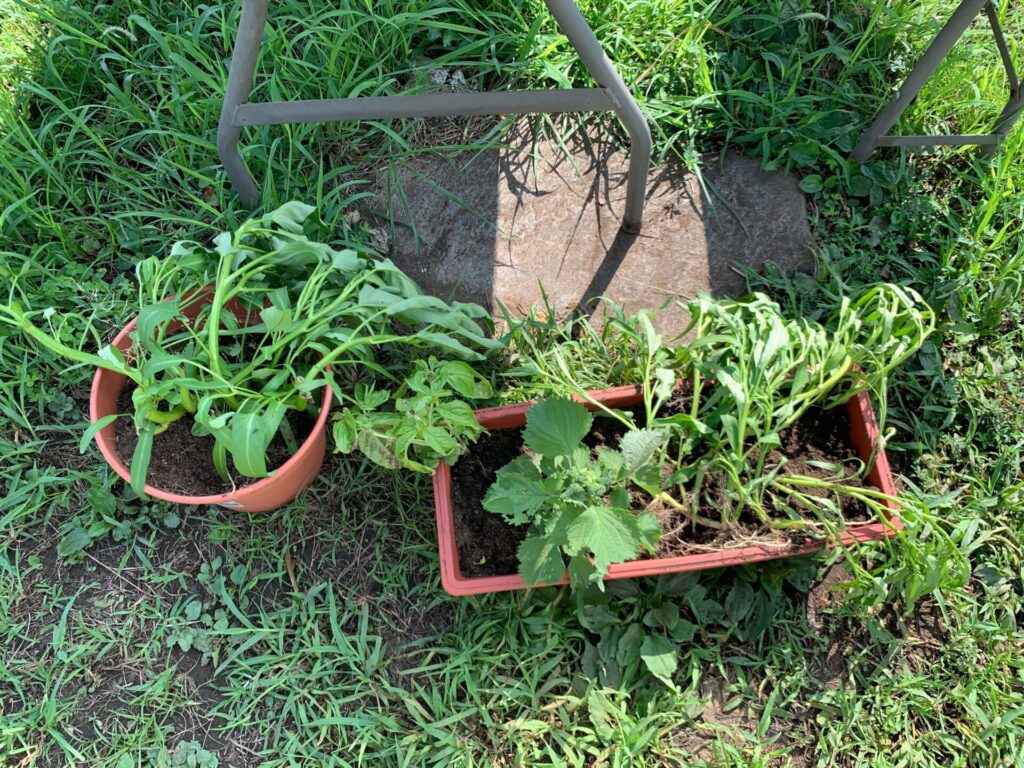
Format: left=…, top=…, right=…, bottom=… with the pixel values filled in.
left=481, top=282, right=934, bottom=587
left=0, top=202, right=500, bottom=494
left=664, top=283, right=934, bottom=532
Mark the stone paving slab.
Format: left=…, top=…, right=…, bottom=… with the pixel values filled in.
left=372, top=122, right=812, bottom=336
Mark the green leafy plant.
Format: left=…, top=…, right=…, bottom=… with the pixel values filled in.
left=483, top=397, right=665, bottom=588
left=0, top=203, right=500, bottom=494
left=658, top=283, right=935, bottom=531
left=332, top=356, right=492, bottom=472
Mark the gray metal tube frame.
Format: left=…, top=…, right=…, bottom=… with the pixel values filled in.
left=218, top=0, right=652, bottom=232
left=852, top=0, right=1022, bottom=162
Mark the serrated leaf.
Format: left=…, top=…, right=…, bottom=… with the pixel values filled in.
left=523, top=398, right=592, bottom=457
left=483, top=456, right=550, bottom=525
left=517, top=535, right=567, bottom=586
left=641, top=634, right=679, bottom=688
left=565, top=506, right=639, bottom=578
left=619, top=428, right=666, bottom=474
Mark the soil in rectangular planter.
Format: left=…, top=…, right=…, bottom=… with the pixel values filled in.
left=114, top=389, right=317, bottom=496
left=451, top=399, right=871, bottom=578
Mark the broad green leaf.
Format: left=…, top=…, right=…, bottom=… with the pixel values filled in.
left=435, top=399, right=480, bottom=429
left=130, top=428, right=154, bottom=498
left=357, top=430, right=401, bottom=469
left=332, top=411, right=358, bottom=453
left=636, top=513, right=662, bottom=550
left=578, top=604, right=619, bottom=633
left=523, top=398, right=592, bottom=458
left=135, top=300, right=181, bottom=349
left=639, top=313, right=662, bottom=357
left=724, top=581, right=756, bottom=622
left=799, top=174, right=824, bottom=194
left=86, top=486, right=117, bottom=519
left=617, top=623, right=644, bottom=669
left=438, top=361, right=493, bottom=399
left=268, top=201, right=316, bottom=232
left=416, top=330, right=491, bottom=360
left=565, top=506, right=639, bottom=578
left=632, top=462, right=664, bottom=496
left=330, top=248, right=362, bottom=274
left=97, top=344, right=129, bottom=373
left=260, top=305, right=292, bottom=333
left=657, top=572, right=699, bottom=596
left=597, top=448, right=625, bottom=478
left=58, top=526, right=92, bottom=558
left=670, top=619, right=697, bottom=643
left=422, top=426, right=457, bottom=457
left=517, top=535, right=567, bottom=586
left=789, top=140, right=820, bottom=167
left=568, top=554, right=596, bottom=592
left=716, top=367, right=746, bottom=409
left=384, top=294, right=449, bottom=316
left=230, top=406, right=284, bottom=478
left=640, top=634, right=679, bottom=688
left=643, top=602, right=680, bottom=631
left=619, top=428, right=666, bottom=474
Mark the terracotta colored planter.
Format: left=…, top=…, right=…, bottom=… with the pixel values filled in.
left=434, top=385, right=900, bottom=596
left=89, top=291, right=332, bottom=513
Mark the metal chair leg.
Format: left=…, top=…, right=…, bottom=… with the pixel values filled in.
left=543, top=0, right=651, bottom=233
left=852, top=0, right=1020, bottom=162
left=217, top=0, right=650, bottom=231
left=217, top=0, right=269, bottom=208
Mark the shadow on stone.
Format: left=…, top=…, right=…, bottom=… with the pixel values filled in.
left=372, top=119, right=812, bottom=336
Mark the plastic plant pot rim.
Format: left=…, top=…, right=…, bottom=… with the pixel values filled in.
left=89, top=298, right=332, bottom=511
left=434, top=384, right=901, bottom=597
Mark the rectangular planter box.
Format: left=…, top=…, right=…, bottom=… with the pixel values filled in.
left=433, top=384, right=900, bottom=597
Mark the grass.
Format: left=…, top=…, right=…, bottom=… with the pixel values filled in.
left=1, top=0, right=1023, bottom=766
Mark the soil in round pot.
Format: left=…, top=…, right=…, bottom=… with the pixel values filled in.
left=449, top=397, right=879, bottom=580
left=113, top=388, right=318, bottom=497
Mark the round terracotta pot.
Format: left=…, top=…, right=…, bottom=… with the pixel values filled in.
left=89, top=295, right=332, bottom=512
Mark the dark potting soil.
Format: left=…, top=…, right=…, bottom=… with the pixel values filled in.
left=451, top=399, right=873, bottom=577
left=114, top=389, right=317, bottom=496
left=451, top=428, right=529, bottom=576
